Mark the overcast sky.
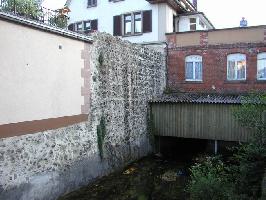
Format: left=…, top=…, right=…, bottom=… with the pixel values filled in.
left=42, top=0, right=266, bottom=29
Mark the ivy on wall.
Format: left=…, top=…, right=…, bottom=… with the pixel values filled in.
left=97, top=116, right=106, bottom=160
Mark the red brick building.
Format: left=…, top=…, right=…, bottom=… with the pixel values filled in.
left=166, top=26, right=266, bottom=93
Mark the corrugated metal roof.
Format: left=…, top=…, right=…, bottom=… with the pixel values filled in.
left=150, top=93, right=243, bottom=104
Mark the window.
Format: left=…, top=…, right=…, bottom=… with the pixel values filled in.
left=257, top=52, right=266, bottom=80
left=76, top=22, right=83, bottom=31
left=84, top=21, right=91, bottom=31
left=68, top=20, right=98, bottom=33
left=190, top=18, right=197, bottom=31
left=124, top=12, right=142, bottom=35
left=113, top=10, right=152, bottom=37
left=124, top=14, right=132, bottom=35
left=134, top=12, right=142, bottom=33
left=227, top=54, right=246, bottom=80
left=199, top=20, right=205, bottom=29
left=185, top=55, right=202, bottom=81
left=88, top=0, right=97, bottom=7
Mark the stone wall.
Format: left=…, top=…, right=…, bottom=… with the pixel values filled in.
left=0, top=33, right=166, bottom=200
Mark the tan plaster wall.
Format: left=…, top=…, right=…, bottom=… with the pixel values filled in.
left=0, top=19, right=87, bottom=125
left=175, top=32, right=201, bottom=46
left=208, top=27, right=265, bottom=45
left=173, top=26, right=265, bottom=47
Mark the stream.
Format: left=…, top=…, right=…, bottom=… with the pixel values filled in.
left=58, top=155, right=191, bottom=200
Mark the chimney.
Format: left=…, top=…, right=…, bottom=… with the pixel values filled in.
left=193, top=0, right=197, bottom=10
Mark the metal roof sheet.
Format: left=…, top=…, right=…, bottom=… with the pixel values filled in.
left=150, top=93, right=244, bottom=104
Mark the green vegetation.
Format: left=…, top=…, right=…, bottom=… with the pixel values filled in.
left=49, top=14, right=68, bottom=29
left=98, top=52, right=104, bottom=66
left=97, top=116, right=106, bottom=160
left=1, top=0, right=41, bottom=19
left=187, top=156, right=233, bottom=200
left=1, top=0, right=68, bottom=28
left=187, top=94, right=266, bottom=200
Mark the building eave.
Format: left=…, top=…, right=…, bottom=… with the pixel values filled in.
left=178, top=11, right=215, bottom=29
left=146, top=0, right=196, bottom=13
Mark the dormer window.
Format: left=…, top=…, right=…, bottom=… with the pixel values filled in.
left=190, top=18, right=196, bottom=31
left=88, top=0, right=97, bottom=7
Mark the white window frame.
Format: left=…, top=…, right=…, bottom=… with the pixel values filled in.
left=227, top=53, right=246, bottom=81
left=189, top=18, right=197, bottom=31
left=122, top=11, right=143, bottom=36
left=185, top=55, right=203, bottom=81
left=257, top=52, right=266, bottom=80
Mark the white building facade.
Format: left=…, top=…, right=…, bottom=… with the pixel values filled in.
left=67, top=0, right=214, bottom=43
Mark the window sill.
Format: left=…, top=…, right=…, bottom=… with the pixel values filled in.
left=184, top=80, right=203, bottom=83
left=224, top=80, right=247, bottom=84
left=110, top=0, right=125, bottom=2
left=87, top=5, right=97, bottom=8
left=122, top=33, right=143, bottom=37
left=255, top=79, right=266, bottom=83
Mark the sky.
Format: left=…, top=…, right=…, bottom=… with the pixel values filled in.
left=42, top=0, right=266, bottom=29
left=197, top=0, right=266, bottom=28
left=42, top=0, right=66, bottom=10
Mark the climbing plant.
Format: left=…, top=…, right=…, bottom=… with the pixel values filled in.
left=97, top=116, right=106, bottom=160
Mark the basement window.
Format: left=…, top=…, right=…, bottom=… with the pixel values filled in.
left=227, top=54, right=246, bottom=80
left=185, top=55, right=203, bottom=81
left=257, top=52, right=266, bottom=80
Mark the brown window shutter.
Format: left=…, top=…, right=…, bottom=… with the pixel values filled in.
left=113, top=15, right=122, bottom=36
left=68, top=23, right=74, bottom=31
left=91, top=19, right=98, bottom=31
left=143, top=10, right=152, bottom=33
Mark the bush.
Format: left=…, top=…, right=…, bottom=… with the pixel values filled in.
left=187, top=94, right=266, bottom=200
left=187, top=157, right=233, bottom=200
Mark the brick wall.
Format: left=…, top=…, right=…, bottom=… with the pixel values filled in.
left=167, top=34, right=266, bottom=93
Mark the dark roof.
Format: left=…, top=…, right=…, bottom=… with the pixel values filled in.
left=150, top=93, right=243, bottom=104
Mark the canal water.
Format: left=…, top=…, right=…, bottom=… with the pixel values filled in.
left=58, top=137, right=217, bottom=200
left=58, top=155, right=191, bottom=200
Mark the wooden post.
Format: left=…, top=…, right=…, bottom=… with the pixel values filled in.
left=214, top=140, right=218, bottom=155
